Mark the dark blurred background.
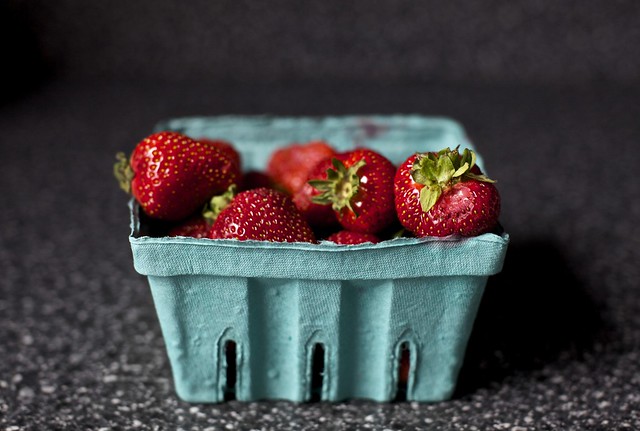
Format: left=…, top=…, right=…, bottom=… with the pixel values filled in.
left=3, top=1, right=640, bottom=88
left=1, top=1, right=639, bottom=430
left=6, top=1, right=640, bottom=86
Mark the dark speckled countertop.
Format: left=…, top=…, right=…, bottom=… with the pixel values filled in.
left=1, top=80, right=639, bottom=430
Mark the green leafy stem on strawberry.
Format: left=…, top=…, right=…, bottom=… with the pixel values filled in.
left=308, top=158, right=366, bottom=217
left=410, top=146, right=495, bottom=213
left=203, top=184, right=238, bottom=225
left=114, top=152, right=135, bottom=194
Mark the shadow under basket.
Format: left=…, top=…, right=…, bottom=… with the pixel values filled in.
left=127, top=115, right=510, bottom=403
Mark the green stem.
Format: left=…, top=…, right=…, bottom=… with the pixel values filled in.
left=113, top=152, right=134, bottom=194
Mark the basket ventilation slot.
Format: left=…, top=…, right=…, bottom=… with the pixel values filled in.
left=223, top=340, right=237, bottom=401
left=310, top=343, right=325, bottom=402
left=395, top=341, right=411, bottom=402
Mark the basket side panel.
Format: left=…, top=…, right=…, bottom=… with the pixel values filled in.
left=392, top=276, right=487, bottom=401
left=297, top=279, right=343, bottom=402
left=245, top=278, right=304, bottom=401
left=147, top=274, right=488, bottom=403
left=148, top=275, right=251, bottom=403
left=334, top=280, right=395, bottom=401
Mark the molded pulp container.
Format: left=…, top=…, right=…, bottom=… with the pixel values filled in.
left=128, top=115, right=510, bottom=403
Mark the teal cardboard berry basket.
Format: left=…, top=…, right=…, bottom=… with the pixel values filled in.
left=127, top=115, right=509, bottom=403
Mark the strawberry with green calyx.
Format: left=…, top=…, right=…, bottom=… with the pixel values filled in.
left=168, top=184, right=238, bottom=238
left=292, top=184, right=340, bottom=230
left=291, top=157, right=341, bottom=230
left=202, top=184, right=238, bottom=225
left=309, top=148, right=397, bottom=234
left=114, top=131, right=240, bottom=222
left=326, top=230, right=381, bottom=245
left=208, top=187, right=316, bottom=243
left=267, top=140, right=337, bottom=195
left=394, top=146, right=501, bottom=237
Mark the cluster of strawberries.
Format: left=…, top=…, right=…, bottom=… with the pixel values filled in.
left=114, top=131, right=501, bottom=244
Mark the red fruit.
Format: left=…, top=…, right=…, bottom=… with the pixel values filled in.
left=266, top=140, right=336, bottom=194
left=292, top=187, right=339, bottom=229
left=240, top=170, right=275, bottom=191
left=168, top=215, right=210, bottom=238
left=394, top=147, right=501, bottom=237
left=168, top=185, right=238, bottom=238
left=198, top=138, right=241, bottom=170
left=291, top=160, right=340, bottom=230
left=114, top=131, right=240, bottom=221
left=208, top=187, right=316, bottom=243
left=326, top=230, right=380, bottom=245
left=168, top=184, right=237, bottom=238
left=309, top=148, right=397, bottom=234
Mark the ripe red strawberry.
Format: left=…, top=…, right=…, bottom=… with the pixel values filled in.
left=168, top=185, right=238, bottom=238
left=198, top=138, right=241, bottom=170
left=291, top=159, right=340, bottom=230
left=208, top=187, right=316, bottom=243
left=326, top=230, right=380, bottom=245
left=394, top=147, right=500, bottom=237
left=114, top=131, right=240, bottom=221
left=309, top=148, right=397, bottom=234
left=168, top=215, right=210, bottom=238
left=266, top=140, right=336, bottom=195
